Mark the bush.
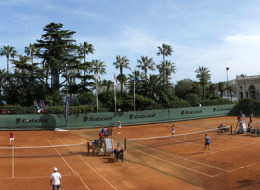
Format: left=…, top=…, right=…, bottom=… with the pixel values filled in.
left=230, top=99, right=260, bottom=115
left=169, top=99, right=191, bottom=108
left=202, top=98, right=230, bottom=106
left=186, top=93, right=200, bottom=106
left=0, top=105, right=94, bottom=114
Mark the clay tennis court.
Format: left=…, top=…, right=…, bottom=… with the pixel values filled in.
left=1, top=116, right=260, bottom=190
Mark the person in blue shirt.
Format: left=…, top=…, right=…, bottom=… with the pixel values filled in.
left=101, top=127, right=106, bottom=134
left=171, top=124, right=175, bottom=139
left=99, top=127, right=107, bottom=139
left=203, top=134, right=210, bottom=153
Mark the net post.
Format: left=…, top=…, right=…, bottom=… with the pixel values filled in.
left=124, top=138, right=127, bottom=151
left=230, top=125, right=232, bottom=135
left=87, top=142, right=90, bottom=154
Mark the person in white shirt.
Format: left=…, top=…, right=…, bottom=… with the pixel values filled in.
left=50, top=167, right=62, bottom=190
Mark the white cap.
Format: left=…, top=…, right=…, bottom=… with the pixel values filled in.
left=53, top=167, right=58, bottom=172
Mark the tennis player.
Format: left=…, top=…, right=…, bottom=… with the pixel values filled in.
left=203, top=134, right=210, bottom=153
left=50, top=167, right=62, bottom=190
left=9, top=131, right=14, bottom=146
left=171, top=124, right=175, bottom=139
left=117, top=121, right=121, bottom=134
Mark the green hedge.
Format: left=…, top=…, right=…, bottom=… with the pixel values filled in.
left=0, top=105, right=94, bottom=114
left=230, top=99, right=260, bottom=115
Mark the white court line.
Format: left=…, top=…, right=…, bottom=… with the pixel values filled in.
left=77, top=155, right=119, bottom=190
left=131, top=147, right=215, bottom=177
left=188, top=142, right=257, bottom=159
left=128, top=140, right=228, bottom=172
left=12, top=146, right=14, bottom=179
left=0, top=174, right=77, bottom=180
left=58, top=138, right=118, bottom=190
left=128, top=127, right=230, bottom=141
left=47, top=138, right=77, bottom=175
left=216, top=136, right=252, bottom=143
left=213, top=163, right=258, bottom=177
left=0, top=143, right=86, bottom=149
left=173, top=138, right=223, bottom=150
left=56, top=138, right=91, bottom=190
left=76, top=172, right=90, bottom=190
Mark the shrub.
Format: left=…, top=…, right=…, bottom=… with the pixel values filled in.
left=230, top=99, right=260, bottom=115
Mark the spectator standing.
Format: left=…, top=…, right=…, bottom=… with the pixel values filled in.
left=250, top=113, right=254, bottom=123
left=117, top=121, right=122, bottom=134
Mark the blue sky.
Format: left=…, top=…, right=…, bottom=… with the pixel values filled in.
left=1, top=0, right=260, bottom=83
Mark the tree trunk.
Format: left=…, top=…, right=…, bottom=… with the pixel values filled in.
left=202, top=85, right=205, bottom=100
left=7, top=57, right=9, bottom=74
left=121, top=83, right=123, bottom=95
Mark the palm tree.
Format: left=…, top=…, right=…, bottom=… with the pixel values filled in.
left=12, top=55, right=32, bottom=74
left=117, top=74, right=127, bottom=95
left=24, top=43, right=40, bottom=64
left=157, top=43, right=173, bottom=80
left=102, top=80, right=113, bottom=98
left=90, top=59, right=106, bottom=75
left=89, top=59, right=105, bottom=113
left=0, top=69, right=8, bottom=97
left=191, top=81, right=200, bottom=94
left=195, top=66, right=211, bottom=100
left=0, top=46, right=17, bottom=73
left=137, top=56, right=155, bottom=80
left=217, top=82, right=225, bottom=97
left=146, top=74, right=172, bottom=107
left=164, top=60, right=176, bottom=83
left=226, top=85, right=233, bottom=102
left=113, top=55, right=130, bottom=93
left=113, top=55, right=130, bottom=75
left=79, top=42, right=95, bottom=85
left=208, top=83, right=217, bottom=99
left=79, top=42, right=95, bottom=64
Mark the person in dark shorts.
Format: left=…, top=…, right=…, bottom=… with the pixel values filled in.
left=114, top=146, right=124, bottom=162
left=50, top=167, right=62, bottom=190
left=250, top=114, right=254, bottom=123
left=203, top=134, right=210, bottom=153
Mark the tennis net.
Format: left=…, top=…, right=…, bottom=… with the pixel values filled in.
left=249, top=122, right=260, bottom=128
left=0, top=142, right=88, bottom=158
left=125, top=126, right=232, bottom=151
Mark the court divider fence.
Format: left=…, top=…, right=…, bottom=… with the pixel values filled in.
left=0, top=104, right=234, bottom=130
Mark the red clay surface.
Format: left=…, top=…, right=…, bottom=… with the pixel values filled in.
left=1, top=116, right=260, bottom=189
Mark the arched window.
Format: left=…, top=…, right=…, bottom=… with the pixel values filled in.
left=249, top=85, right=256, bottom=99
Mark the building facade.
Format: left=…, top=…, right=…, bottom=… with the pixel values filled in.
left=236, top=75, right=260, bottom=101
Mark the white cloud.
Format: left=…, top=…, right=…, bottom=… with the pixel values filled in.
left=172, top=34, right=260, bottom=83
left=225, top=34, right=260, bottom=46
left=71, top=8, right=110, bottom=21
left=117, top=27, right=160, bottom=55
